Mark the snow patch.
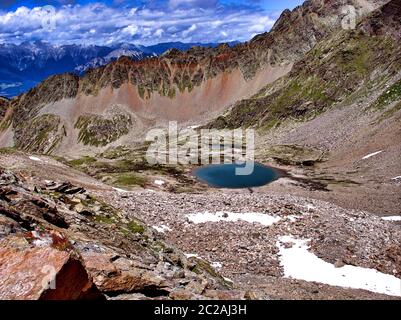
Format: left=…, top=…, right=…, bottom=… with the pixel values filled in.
left=277, top=236, right=401, bottom=297
left=29, top=156, right=42, bottom=162
left=286, top=216, right=299, bottom=223
left=391, top=176, right=401, bottom=181
left=185, top=253, right=200, bottom=259
left=362, top=150, right=383, bottom=160
left=187, top=211, right=281, bottom=226
left=154, top=180, right=165, bottom=186
left=305, top=204, right=315, bottom=212
left=113, top=187, right=129, bottom=193
left=382, top=216, right=401, bottom=222
left=211, top=262, right=222, bottom=269
left=152, top=225, right=172, bottom=233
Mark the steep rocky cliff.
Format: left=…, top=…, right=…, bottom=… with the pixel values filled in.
left=0, top=0, right=387, bottom=155
left=0, top=97, right=9, bottom=122
left=209, top=0, right=401, bottom=129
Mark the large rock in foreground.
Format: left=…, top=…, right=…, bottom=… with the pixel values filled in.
left=0, top=231, right=104, bottom=300
left=0, top=165, right=231, bottom=300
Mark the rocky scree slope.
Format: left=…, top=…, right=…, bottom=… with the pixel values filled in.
left=204, top=0, right=401, bottom=217
left=0, top=0, right=387, bottom=155
left=0, top=166, right=234, bottom=300
left=209, top=0, right=401, bottom=130
left=1, top=151, right=400, bottom=300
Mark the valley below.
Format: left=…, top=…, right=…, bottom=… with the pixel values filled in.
left=0, top=120, right=400, bottom=300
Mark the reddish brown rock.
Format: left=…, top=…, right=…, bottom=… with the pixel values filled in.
left=204, top=290, right=246, bottom=300
left=0, top=233, right=103, bottom=300
left=169, top=289, right=197, bottom=300
left=81, top=252, right=118, bottom=276
left=0, top=167, right=231, bottom=300
left=81, top=251, right=169, bottom=296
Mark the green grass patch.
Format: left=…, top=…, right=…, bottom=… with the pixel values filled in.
left=75, top=113, right=132, bottom=147
left=15, top=114, right=63, bottom=154
left=0, top=118, right=11, bottom=131
left=191, top=259, right=221, bottom=279
left=376, top=101, right=401, bottom=122
left=94, top=215, right=117, bottom=224
left=114, top=172, right=147, bottom=187
left=101, top=146, right=132, bottom=159
left=0, top=147, right=18, bottom=154
left=127, top=220, right=145, bottom=234
left=69, top=156, right=97, bottom=167
left=372, top=79, right=401, bottom=110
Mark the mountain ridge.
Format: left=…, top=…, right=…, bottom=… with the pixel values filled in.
left=208, top=0, right=401, bottom=129
left=0, top=0, right=390, bottom=156
left=0, top=41, right=237, bottom=98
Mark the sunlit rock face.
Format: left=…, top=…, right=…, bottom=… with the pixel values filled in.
left=0, top=232, right=103, bottom=300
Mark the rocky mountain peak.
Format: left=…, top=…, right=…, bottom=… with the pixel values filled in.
left=0, top=0, right=394, bottom=157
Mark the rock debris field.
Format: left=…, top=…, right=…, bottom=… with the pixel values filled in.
left=102, top=189, right=401, bottom=299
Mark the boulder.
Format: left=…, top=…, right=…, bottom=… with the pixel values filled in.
left=0, top=183, right=68, bottom=229
left=0, top=232, right=104, bottom=300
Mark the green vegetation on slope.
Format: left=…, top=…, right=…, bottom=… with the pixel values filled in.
left=372, top=79, right=401, bottom=109
left=14, top=114, right=65, bottom=154
left=208, top=29, right=400, bottom=130
left=75, top=112, right=132, bottom=147
left=114, top=172, right=148, bottom=188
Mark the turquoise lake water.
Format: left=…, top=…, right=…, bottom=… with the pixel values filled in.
left=194, top=162, right=279, bottom=189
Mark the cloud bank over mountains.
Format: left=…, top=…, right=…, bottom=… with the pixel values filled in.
left=0, top=0, right=281, bottom=46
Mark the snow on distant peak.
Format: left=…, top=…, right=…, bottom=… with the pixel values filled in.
left=105, top=48, right=145, bottom=60
left=74, top=47, right=153, bottom=73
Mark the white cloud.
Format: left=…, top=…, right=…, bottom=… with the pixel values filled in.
left=122, top=25, right=138, bottom=36
left=154, top=28, right=164, bottom=38
left=0, top=2, right=278, bottom=46
left=169, top=0, right=218, bottom=9
left=182, top=23, right=197, bottom=37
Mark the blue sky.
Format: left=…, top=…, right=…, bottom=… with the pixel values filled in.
left=0, top=0, right=304, bottom=45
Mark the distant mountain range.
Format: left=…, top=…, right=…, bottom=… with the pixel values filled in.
left=0, top=40, right=239, bottom=97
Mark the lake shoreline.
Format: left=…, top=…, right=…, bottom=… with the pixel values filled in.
left=191, top=161, right=288, bottom=189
